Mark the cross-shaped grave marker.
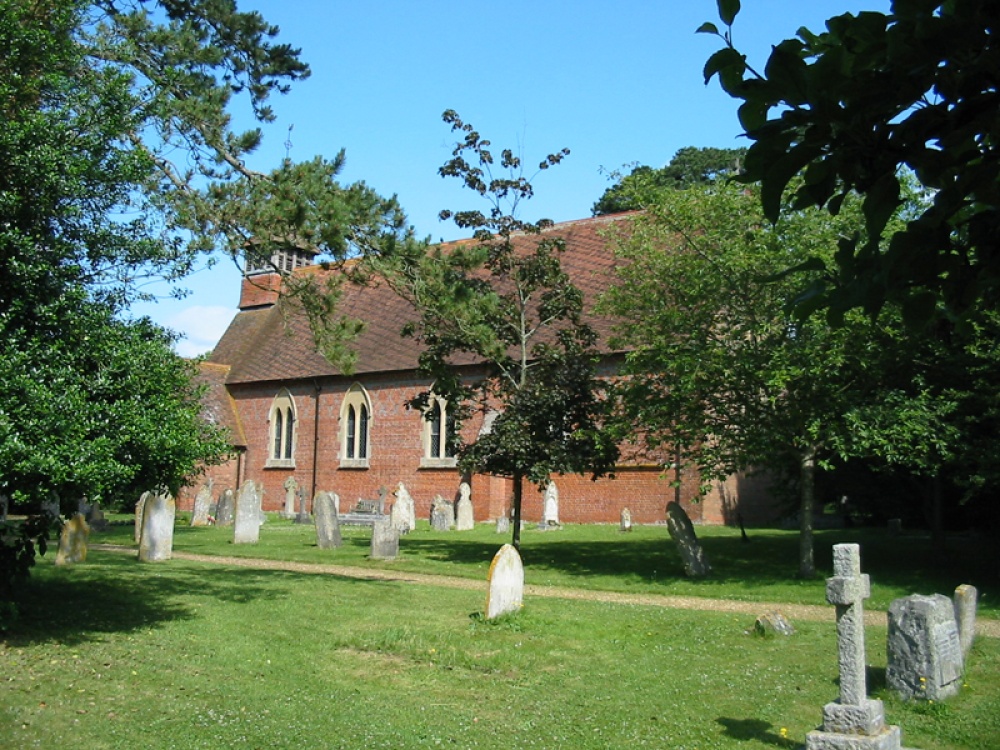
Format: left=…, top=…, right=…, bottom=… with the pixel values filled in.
left=805, top=543, right=912, bottom=750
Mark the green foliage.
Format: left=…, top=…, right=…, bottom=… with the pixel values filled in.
left=600, top=181, right=958, bottom=574
left=702, top=0, right=1000, bottom=324
left=592, top=146, right=746, bottom=215
left=0, top=295, right=231, bottom=507
left=376, top=112, right=618, bottom=548
left=0, top=515, right=54, bottom=609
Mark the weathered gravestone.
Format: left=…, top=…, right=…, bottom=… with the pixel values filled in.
left=190, top=480, right=214, bottom=527
left=390, top=482, right=416, bottom=534
left=539, top=481, right=560, bottom=529
left=495, top=516, right=510, bottom=534
left=138, top=491, right=175, bottom=563
left=41, top=492, right=60, bottom=520
left=887, top=518, right=903, bottom=537
left=754, top=611, right=795, bottom=637
left=430, top=495, right=453, bottom=531
left=370, top=517, right=399, bottom=560
left=233, top=480, right=263, bottom=544
left=620, top=507, right=632, bottom=533
left=805, top=543, right=906, bottom=750
left=953, top=584, right=978, bottom=660
left=283, top=476, right=299, bottom=519
left=55, top=514, right=90, bottom=566
left=294, top=488, right=312, bottom=524
left=216, top=488, right=235, bottom=526
left=85, top=503, right=109, bottom=531
left=666, top=501, right=711, bottom=577
left=134, top=491, right=150, bottom=543
left=455, top=482, right=474, bottom=531
left=887, top=593, right=964, bottom=701
left=313, top=491, right=342, bottom=550
left=0, top=494, right=7, bottom=523
left=485, top=544, right=524, bottom=620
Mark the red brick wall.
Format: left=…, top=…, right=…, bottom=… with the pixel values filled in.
left=180, top=371, right=775, bottom=526
left=239, top=274, right=281, bottom=309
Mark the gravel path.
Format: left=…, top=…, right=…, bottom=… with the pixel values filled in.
left=93, top=545, right=1000, bottom=638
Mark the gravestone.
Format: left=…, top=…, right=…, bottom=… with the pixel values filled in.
left=283, top=476, right=299, bottom=519
left=430, top=495, right=453, bottom=531
left=134, top=491, right=150, bottom=543
left=391, top=482, right=416, bottom=534
left=85, top=503, right=109, bottom=531
left=805, top=543, right=905, bottom=750
left=485, top=544, right=524, bottom=620
left=620, top=507, right=632, bottom=533
left=313, top=491, right=342, bottom=550
left=539, top=481, right=560, bottom=529
left=233, top=480, right=263, bottom=544
left=666, top=501, right=711, bottom=577
left=370, top=517, right=399, bottom=560
left=294, top=488, right=311, bottom=524
left=41, top=492, right=60, bottom=520
left=887, top=593, right=964, bottom=701
left=138, top=491, right=175, bottom=562
left=887, top=518, right=903, bottom=536
left=455, top=482, right=474, bottom=531
left=55, top=514, right=90, bottom=566
left=953, top=584, right=978, bottom=659
left=754, top=611, right=795, bottom=637
left=216, top=488, right=235, bottom=526
left=495, top=516, right=510, bottom=534
left=190, top=480, right=213, bottom=527
left=0, top=494, right=7, bottom=522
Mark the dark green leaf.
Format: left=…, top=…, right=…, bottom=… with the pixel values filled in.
left=717, top=0, right=741, bottom=27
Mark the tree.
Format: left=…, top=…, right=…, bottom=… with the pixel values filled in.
left=1, top=0, right=401, bottom=604
left=376, top=112, right=619, bottom=551
left=592, top=146, right=746, bottom=215
left=0, top=294, right=231, bottom=506
left=601, top=181, right=950, bottom=576
left=700, top=0, right=1000, bottom=326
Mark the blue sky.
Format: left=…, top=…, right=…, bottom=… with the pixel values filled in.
left=130, top=0, right=890, bottom=357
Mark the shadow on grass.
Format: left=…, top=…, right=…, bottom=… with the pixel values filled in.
left=5, top=550, right=383, bottom=648
left=716, top=717, right=799, bottom=747
left=399, top=526, right=998, bottom=603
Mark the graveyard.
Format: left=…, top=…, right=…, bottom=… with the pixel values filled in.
left=2, top=515, right=998, bottom=749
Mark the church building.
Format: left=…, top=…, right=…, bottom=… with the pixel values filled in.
left=187, top=214, right=775, bottom=526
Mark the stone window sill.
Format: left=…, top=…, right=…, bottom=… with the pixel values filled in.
left=264, top=459, right=295, bottom=469
left=339, top=458, right=370, bottom=470
left=419, top=457, right=458, bottom=469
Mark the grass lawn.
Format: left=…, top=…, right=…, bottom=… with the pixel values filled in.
left=96, top=515, right=1000, bottom=615
left=2, top=519, right=998, bottom=749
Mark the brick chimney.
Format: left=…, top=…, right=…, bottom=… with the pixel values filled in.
left=239, top=272, right=281, bottom=310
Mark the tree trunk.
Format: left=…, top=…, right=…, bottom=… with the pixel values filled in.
left=798, top=446, right=817, bottom=578
left=511, top=472, right=523, bottom=552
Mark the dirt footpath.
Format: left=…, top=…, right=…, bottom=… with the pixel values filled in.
left=93, top=545, right=1000, bottom=638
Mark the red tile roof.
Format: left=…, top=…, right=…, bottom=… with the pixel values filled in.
left=209, top=213, right=637, bottom=385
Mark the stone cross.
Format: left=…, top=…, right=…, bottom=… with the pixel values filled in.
left=827, top=543, right=870, bottom=706
left=806, top=543, right=905, bottom=750
left=294, top=487, right=311, bottom=524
